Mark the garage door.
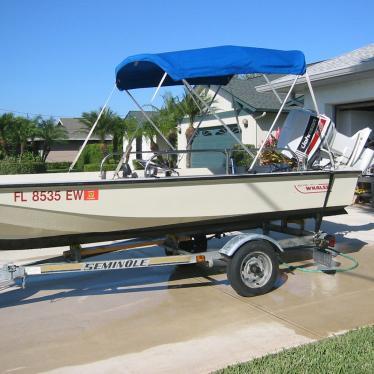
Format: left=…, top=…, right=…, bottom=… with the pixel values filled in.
left=335, top=101, right=374, bottom=136
left=191, top=125, right=241, bottom=170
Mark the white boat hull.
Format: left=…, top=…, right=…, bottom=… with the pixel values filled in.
left=0, top=170, right=359, bottom=249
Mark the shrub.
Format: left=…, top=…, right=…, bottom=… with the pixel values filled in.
left=83, top=163, right=117, bottom=172
left=46, top=162, right=71, bottom=170
left=47, top=169, right=69, bottom=173
left=0, top=153, right=47, bottom=174
left=132, top=159, right=145, bottom=170
left=0, top=161, right=46, bottom=174
left=231, top=144, right=255, bottom=168
left=76, top=144, right=118, bottom=171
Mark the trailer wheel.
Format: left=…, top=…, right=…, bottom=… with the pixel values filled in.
left=227, top=241, right=279, bottom=297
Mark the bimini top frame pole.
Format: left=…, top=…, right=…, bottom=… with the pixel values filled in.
left=112, top=76, right=176, bottom=178
left=69, top=84, right=117, bottom=172
left=253, top=70, right=335, bottom=169
left=249, top=75, right=299, bottom=169
left=183, top=85, right=221, bottom=149
left=124, top=89, right=175, bottom=151
left=114, top=45, right=307, bottom=171
left=183, top=79, right=256, bottom=159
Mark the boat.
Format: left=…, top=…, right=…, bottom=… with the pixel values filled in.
left=0, top=45, right=372, bottom=250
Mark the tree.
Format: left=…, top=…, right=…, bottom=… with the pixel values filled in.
left=0, top=113, right=42, bottom=158
left=178, top=87, right=213, bottom=167
left=13, top=117, right=37, bottom=158
left=36, top=117, right=68, bottom=162
left=158, top=94, right=184, bottom=148
left=81, top=108, right=120, bottom=155
left=0, top=113, right=15, bottom=156
left=120, top=116, right=143, bottom=162
left=111, top=114, right=146, bottom=158
left=142, top=95, right=183, bottom=149
left=109, top=115, right=124, bottom=156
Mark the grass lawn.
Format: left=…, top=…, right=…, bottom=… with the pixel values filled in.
left=215, top=325, right=374, bottom=374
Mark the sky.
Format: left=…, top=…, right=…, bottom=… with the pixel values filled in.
left=0, top=0, right=373, bottom=119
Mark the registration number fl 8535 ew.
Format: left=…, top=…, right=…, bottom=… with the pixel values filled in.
left=13, top=190, right=99, bottom=202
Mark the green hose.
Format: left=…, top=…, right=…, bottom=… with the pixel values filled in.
left=281, top=248, right=359, bottom=273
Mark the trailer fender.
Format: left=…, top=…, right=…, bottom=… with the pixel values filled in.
left=219, top=234, right=284, bottom=258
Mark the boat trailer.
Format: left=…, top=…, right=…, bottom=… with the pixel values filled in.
left=0, top=224, right=358, bottom=297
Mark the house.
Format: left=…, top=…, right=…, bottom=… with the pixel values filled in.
left=45, top=118, right=112, bottom=162
left=177, top=75, right=299, bottom=169
left=123, top=76, right=301, bottom=171
left=256, top=43, right=374, bottom=138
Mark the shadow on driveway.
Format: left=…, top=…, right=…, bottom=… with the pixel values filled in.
left=0, top=259, right=229, bottom=309
left=1, top=215, right=372, bottom=309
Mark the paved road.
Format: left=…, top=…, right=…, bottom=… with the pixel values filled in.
left=0, top=205, right=373, bottom=374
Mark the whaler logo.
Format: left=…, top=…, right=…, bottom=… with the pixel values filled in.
left=295, top=183, right=329, bottom=194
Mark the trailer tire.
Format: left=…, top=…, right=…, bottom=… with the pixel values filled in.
left=227, top=241, right=279, bottom=297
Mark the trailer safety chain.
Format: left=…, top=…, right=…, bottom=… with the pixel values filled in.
left=280, top=248, right=359, bottom=273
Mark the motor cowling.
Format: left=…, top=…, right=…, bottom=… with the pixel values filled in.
left=278, top=109, right=373, bottom=173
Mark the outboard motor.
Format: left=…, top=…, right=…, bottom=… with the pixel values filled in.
left=278, top=109, right=374, bottom=173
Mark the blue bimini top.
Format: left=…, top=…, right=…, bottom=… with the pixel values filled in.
left=115, top=45, right=306, bottom=90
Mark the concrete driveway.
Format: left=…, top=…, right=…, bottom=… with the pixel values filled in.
left=0, top=205, right=373, bottom=374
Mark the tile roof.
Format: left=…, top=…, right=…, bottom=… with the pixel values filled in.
left=257, top=43, right=374, bottom=91
left=124, top=110, right=157, bottom=123
left=57, top=118, right=112, bottom=141
left=222, top=75, right=285, bottom=111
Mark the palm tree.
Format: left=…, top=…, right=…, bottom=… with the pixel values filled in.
left=9, top=116, right=37, bottom=157
left=158, top=94, right=183, bottom=148
left=36, top=117, right=68, bottom=162
left=141, top=113, right=160, bottom=152
left=0, top=113, right=15, bottom=156
left=81, top=108, right=119, bottom=155
left=178, top=87, right=213, bottom=167
left=109, top=116, right=125, bottom=157
left=121, top=117, right=142, bottom=163
left=112, top=116, right=141, bottom=162
left=141, top=95, right=183, bottom=150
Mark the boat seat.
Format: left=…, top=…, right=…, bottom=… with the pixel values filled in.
left=122, top=163, right=132, bottom=177
left=119, top=162, right=139, bottom=178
